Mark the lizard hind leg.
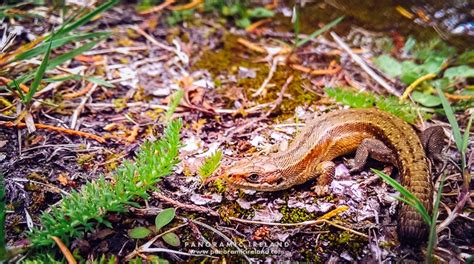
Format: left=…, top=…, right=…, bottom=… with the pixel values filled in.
left=420, top=126, right=446, bottom=174
left=350, top=138, right=397, bottom=173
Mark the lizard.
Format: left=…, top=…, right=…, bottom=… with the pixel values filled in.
left=222, top=108, right=445, bottom=243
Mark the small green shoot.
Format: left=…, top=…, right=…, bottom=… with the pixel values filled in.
left=166, top=1, right=274, bottom=28
left=427, top=173, right=445, bottom=263
left=372, top=169, right=446, bottom=262
left=435, top=85, right=472, bottom=188
left=198, top=150, right=223, bottom=182
left=292, top=5, right=300, bottom=46
left=165, top=89, right=184, bottom=122
left=372, top=169, right=431, bottom=225
left=53, top=0, right=118, bottom=38
left=129, top=208, right=179, bottom=247
left=296, top=16, right=344, bottom=47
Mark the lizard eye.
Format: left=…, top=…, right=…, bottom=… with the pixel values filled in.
left=247, top=173, right=260, bottom=183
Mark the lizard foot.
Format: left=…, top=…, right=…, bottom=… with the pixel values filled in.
left=311, top=185, right=329, bottom=197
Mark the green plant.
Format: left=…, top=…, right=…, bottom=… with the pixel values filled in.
left=372, top=169, right=445, bottom=262
left=164, top=0, right=274, bottom=28
left=28, top=90, right=183, bottom=248
left=197, top=150, right=222, bottom=182
left=1, top=0, right=117, bottom=103
left=325, top=87, right=424, bottom=123
left=435, top=86, right=473, bottom=189
left=205, top=0, right=274, bottom=28
left=373, top=38, right=473, bottom=108
left=0, top=1, right=41, bottom=19
left=165, top=89, right=184, bottom=122
left=22, top=253, right=64, bottom=264
left=295, top=16, right=344, bottom=48
left=129, top=208, right=180, bottom=247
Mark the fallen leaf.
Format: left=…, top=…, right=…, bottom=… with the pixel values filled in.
left=57, top=173, right=69, bottom=186
left=190, top=193, right=222, bottom=205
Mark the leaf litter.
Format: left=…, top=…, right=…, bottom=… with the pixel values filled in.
left=0, top=1, right=472, bottom=263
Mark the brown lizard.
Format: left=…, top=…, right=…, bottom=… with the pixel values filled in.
left=223, top=108, right=444, bottom=243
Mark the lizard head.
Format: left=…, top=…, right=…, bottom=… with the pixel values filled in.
left=222, top=158, right=286, bottom=191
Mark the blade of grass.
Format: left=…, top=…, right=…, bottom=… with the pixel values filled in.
left=372, top=169, right=431, bottom=224
left=85, top=76, right=114, bottom=88
left=435, top=86, right=463, bottom=151
left=24, top=35, right=54, bottom=103
left=42, top=74, right=114, bottom=88
left=55, top=0, right=118, bottom=37
left=426, top=173, right=445, bottom=263
left=9, top=80, right=25, bottom=100
left=14, top=32, right=109, bottom=62
left=15, top=40, right=101, bottom=85
left=462, top=113, right=473, bottom=153
left=296, top=16, right=344, bottom=47
left=292, top=5, right=300, bottom=47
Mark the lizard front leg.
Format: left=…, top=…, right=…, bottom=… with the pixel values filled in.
left=307, top=161, right=336, bottom=196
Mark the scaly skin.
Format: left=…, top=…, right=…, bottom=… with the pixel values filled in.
left=224, top=108, right=434, bottom=243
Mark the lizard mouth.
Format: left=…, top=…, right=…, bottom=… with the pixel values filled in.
left=229, top=177, right=286, bottom=191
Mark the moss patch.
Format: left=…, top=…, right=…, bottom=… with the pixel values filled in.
left=192, top=34, right=318, bottom=120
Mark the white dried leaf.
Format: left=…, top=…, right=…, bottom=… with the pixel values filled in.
left=190, top=193, right=222, bottom=205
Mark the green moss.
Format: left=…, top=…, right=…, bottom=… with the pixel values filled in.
left=280, top=205, right=318, bottom=223
left=218, top=200, right=254, bottom=223
left=192, top=34, right=318, bottom=120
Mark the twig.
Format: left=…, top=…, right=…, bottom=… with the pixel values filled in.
left=330, top=32, right=401, bottom=96
left=74, top=101, right=273, bottom=115
left=237, top=38, right=266, bottom=54
left=0, top=121, right=106, bottom=143
left=246, top=18, right=272, bottom=33
left=252, top=56, right=278, bottom=97
left=265, top=75, right=293, bottom=116
left=70, top=83, right=97, bottom=130
left=63, top=82, right=94, bottom=99
left=228, top=206, right=368, bottom=238
left=437, top=190, right=470, bottom=233
left=224, top=75, right=293, bottom=140
left=125, top=223, right=189, bottom=261
left=10, top=178, right=69, bottom=196
left=51, top=236, right=77, bottom=264
left=152, top=192, right=219, bottom=216
left=191, top=219, right=252, bottom=263
left=290, top=62, right=341, bottom=76
left=131, top=26, right=175, bottom=53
